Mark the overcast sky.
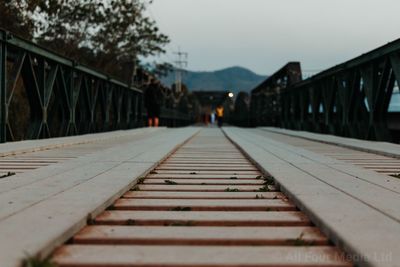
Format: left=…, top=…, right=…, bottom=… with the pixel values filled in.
left=147, top=0, right=400, bottom=75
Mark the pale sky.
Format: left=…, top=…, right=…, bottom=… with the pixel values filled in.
left=147, top=0, right=400, bottom=76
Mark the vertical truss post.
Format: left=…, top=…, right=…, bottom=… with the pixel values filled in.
left=299, top=88, right=309, bottom=131
left=138, top=93, right=144, bottom=127
left=0, top=31, right=6, bottom=143
left=66, top=65, right=77, bottom=135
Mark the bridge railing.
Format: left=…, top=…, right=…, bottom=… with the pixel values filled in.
left=0, top=29, right=192, bottom=143
left=249, top=62, right=302, bottom=127
left=247, top=40, right=400, bottom=142
left=231, top=92, right=251, bottom=127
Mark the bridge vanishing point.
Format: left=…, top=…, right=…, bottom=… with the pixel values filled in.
left=1, top=30, right=400, bottom=267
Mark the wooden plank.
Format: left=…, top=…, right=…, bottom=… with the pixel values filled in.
left=0, top=163, right=49, bottom=166
left=146, top=176, right=260, bottom=180
left=161, top=163, right=254, bottom=166
left=351, top=163, right=400, bottom=166
left=164, top=159, right=250, bottom=163
left=73, top=225, right=328, bottom=246
left=142, top=178, right=264, bottom=185
left=52, top=245, right=350, bottom=267
left=0, top=128, right=199, bottom=267
left=0, top=162, right=153, bottom=267
left=147, top=174, right=260, bottom=179
left=123, top=191, right=285, bottom=199
left=252, top=128, right=400, bottom=195
left=0, top=127, right=161, bottom=158
left=95, top=210, right=310, bottom=226
left=0, top=130, right=178, bottom=220
left=0, top=128, right=167, bottom=194
left=48, top=128, right=351, bottom=267
left=156, top=166, right=258, bottom=171
left=137, top=184, right=274, bottom=192
left=113, top=198, right=295, bottom=211
left=152, top=170, right=261, bottom=176
left=170, top=156, right=246, bottom=159
left=0, top=166, right=37, bottom=169
left=178, top=150, right=239, bottom=153
left=224, top=127, right=400, bottom=267
left=172, top=151, right=243, bottom=155
left=0, top=161, right=119, bottom=221
left=0, top=160, right=58, bottom=163
left=263, top=127, right=400, bottom=159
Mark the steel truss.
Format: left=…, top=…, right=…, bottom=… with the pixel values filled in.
left=249, top=40, right=400, bottom=141
left=250, top=62, right=302, bottom=127
left=0, top=30, right=192, bottom=143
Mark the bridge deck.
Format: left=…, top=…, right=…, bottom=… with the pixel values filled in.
left=263, top=127, right=400, bottom=159
left=0, top=127, right=198, bottom=267
left=225, top=128, right=400, bottom=267
left=51, top=129, right=350, bottom=267
left=0, top=127, right=399, bottom=267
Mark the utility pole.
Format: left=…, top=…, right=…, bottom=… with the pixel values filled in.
left=173, top=48, right=188, bottom=93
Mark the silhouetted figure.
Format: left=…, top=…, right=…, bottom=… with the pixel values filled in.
left=211, top=112, right=216, bottom=125
left=144, top=79, right=162, bottom=127
left=216, top=105, right=224, bottom=127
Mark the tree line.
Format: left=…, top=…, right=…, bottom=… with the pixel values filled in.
left=0, top=0, right=170, bottom=83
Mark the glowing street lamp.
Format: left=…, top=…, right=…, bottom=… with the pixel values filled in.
left=228, top=92, right=234, bottom=98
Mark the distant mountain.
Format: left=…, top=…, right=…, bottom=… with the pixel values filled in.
left=160, top=66, right=267, bottom=95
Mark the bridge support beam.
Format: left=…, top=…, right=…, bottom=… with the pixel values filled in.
left=0, top=29, right=194, bottom=143
left=250, top=39, right=400, bottom=142
left=0, top=32, right=6, bottom=143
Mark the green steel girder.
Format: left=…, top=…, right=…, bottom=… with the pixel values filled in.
left=232, top=92, right=250, bottom=127
left=249, top=62, right=302, bottom=127
left=250, top=38, right=400, bottom=142
left=0, top=29, right=193, bottom=143
left=0, top=33, right=6, bottom=142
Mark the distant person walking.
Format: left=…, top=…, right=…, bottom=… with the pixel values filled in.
left=210, top=112, right=216, bottom=125
left=144, top=78, right=162, bottom=127
left=216, top=105, right=224, bottom=127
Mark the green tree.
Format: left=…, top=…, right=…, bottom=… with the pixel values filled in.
left=0, top=0, right=37, bottom=38
left=33, top=0, right=169, bottom=80
left=143, top=62, right=174, bottom=78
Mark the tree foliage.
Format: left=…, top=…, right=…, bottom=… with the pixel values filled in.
left=143, top=62, right=174, bottom=78
left=0, top=0, right=170, bottom=81
left=0, top=0, right=37, bottom=38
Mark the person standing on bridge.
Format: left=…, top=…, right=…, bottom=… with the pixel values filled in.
left=216, top=104, right=224, bottom=127
left=144, top=78, right=162, bottom=127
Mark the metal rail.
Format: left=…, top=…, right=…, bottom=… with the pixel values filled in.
left=246, top=40, right=400, bottom=142
left=249, top=62, right=302, bottom=127
left=0, top=29, right=192, bottom=143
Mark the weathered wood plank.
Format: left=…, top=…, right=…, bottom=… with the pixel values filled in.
left=0, top=127, right=161, bottom=157
left=0, top=127, right=198, bottom=267
left=52, top=245, right=351, bottom=267
left=94, top=210, right=310, bottom=226
left=0, top=128, right=167, bottom=194
left=263, top=127, right=400, bottom=158
left=156, top=166, right=258, bottom=171
left=122, top=191, right=284, bottom=199
left=142, top=178, right=264, bottom=185
left=73, top=225, right=327, bottom=246
left=224, top=127, right=400, bottom=267
left=137, top=184, right=273, bottom=192
left=147, top=173, right=260, bottom=179
left=113, top=198, right=295, bottom=211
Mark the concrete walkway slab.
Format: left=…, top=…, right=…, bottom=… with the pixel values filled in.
left=0, top=127, right=198, bottom=267
left=224, top=127, right=400, bottom=267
